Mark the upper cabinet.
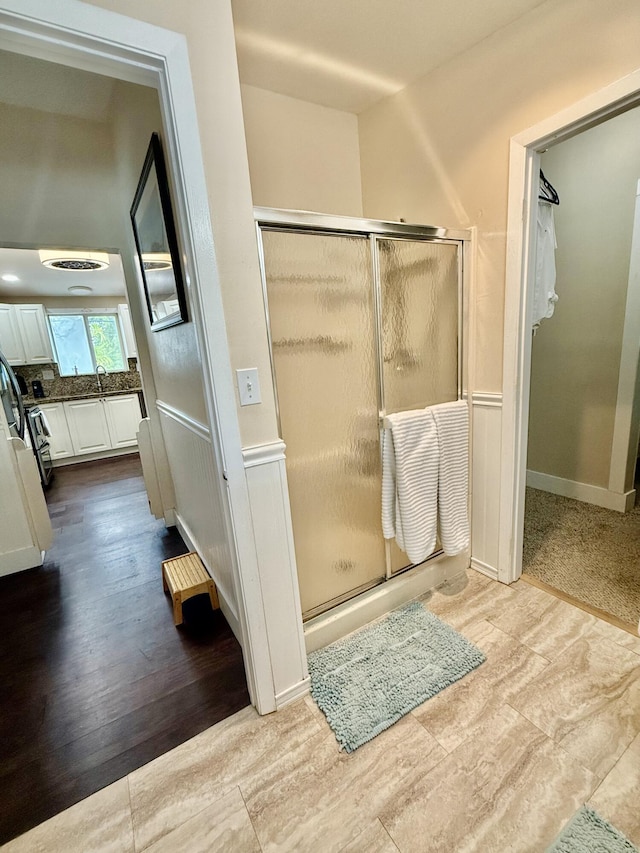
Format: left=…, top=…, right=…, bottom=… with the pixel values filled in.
left=117, top=303, right=137, bottom=359
left=0, top=304, right=26, bottom=363
left=0, top=303, right=54, bottom=365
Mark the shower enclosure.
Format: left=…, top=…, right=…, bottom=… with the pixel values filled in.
left=255, top=209, right=469, bottom=620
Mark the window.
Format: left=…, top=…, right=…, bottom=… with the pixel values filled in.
left=48, top=313, right=127, bottom=376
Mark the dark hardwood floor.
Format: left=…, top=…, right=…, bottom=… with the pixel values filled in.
left=0, top=454, right=250, bottom=845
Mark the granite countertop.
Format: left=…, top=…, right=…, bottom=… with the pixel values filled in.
left=24, top=388, right=144, bottom=406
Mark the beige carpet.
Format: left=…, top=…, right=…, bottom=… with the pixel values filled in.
left=523, top=487, right=640, bottom=627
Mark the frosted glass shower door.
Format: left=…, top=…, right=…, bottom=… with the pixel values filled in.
left=262, top=230, right=386, bottom=617
left=377, top=238, right=460, bottom=573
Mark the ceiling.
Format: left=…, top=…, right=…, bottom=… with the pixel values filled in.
left=0, top=249, right=126, bottom=299
left=0, top=1, right=552, bottom=299
left=231, top=0, right=549, bottom=113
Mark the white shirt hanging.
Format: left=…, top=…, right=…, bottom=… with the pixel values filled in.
left=532, top=196, right=558, bottom=332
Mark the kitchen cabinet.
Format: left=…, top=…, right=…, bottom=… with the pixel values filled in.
left=103, top=394, right=142, bottom=448
left=15, top=305, right=55, bottom=363
left=0, top=303, right=54, bottom=365
left=117, top=303, right=137, bottom=359
left=37, top=402, right=74, bottom=460
left=64, top=394, right=142, bottom=457
left=0, top=304, right=26, bottom=363
left=65, top=398, right=112, bottom=455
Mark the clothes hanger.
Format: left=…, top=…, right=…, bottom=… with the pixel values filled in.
left=539, top=170, right=560, bottom=205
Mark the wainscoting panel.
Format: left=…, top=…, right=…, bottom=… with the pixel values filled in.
left=243, top=441, right=310, bottom=707
left=470, top=393, right=502, bottom=580
left=157, top=401, right=239, bottom=626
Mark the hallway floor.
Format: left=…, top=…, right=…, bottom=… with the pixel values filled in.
left=4, top=570, right=639, bottom=852
left=0, top=455, right=249, bottom=846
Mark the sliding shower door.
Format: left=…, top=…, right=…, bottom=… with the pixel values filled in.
left=262, top=230, right=386, bottom=617
left=377, top=238, right=460, bottom=574
left=259, top=215, right=465, bottom=619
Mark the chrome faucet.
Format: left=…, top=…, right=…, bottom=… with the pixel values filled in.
left=95, top=364, right=107, bottom=394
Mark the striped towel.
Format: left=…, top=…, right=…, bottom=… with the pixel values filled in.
left=430, top=400, right=470, bottom=556
left=381, top=409, right=439, bottom=564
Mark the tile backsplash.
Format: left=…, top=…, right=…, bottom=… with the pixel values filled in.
left=16, top=359, right=142, bottom=401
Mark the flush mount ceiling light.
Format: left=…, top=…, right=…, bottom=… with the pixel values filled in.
left=141, top=252, right=172, bottom=271
left=67, top=285, right=94, bottom=294
left=1, top=273, right=19, bottom=282
left=38, top=249, right=110, bottom=271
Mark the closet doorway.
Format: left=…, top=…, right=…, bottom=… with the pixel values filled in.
left=521, top=106, right=640, bottom=630
left=256, top=210, right=468, bottom=619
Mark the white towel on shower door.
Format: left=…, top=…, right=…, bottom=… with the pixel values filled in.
left=430, top=400, right=470, bottom=556
left=381, top=409, right=439, bottom=564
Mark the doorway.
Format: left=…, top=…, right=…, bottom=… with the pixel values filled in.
left=257, top=210, right=466, bottom=618
left=522, top=108, right=640, bottom=629
left=500, top=68, right=640, bottom=634
left=0, top=2, right=268, bottom=840
left=0, top=55, right=250, bottom=844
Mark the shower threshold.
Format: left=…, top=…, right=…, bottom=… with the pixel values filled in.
left=303, top=549, right=468, bottom=653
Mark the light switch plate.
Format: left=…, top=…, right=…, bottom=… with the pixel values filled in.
left=41, top=369, right=54, bottom=380
left=236, top=368, right=261, bottom=406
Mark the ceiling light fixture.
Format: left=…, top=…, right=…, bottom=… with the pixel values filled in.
left=141, top=252, right=172, bottom=271
left=67, top=285, right=94, bottom=294
left=1, top=274, right=19, bottom=282
left=39, top=249, right=110, bottom=271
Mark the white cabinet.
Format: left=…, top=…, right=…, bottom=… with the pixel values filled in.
left=63, top=394, right=142, bottom=457
left=103, top=395, right=141, bottom=448
left=15, top=305, right=54, bottom=363
left=0, top=304, right=27, bottom=363
left=117, top=303, right=137, bottom=359
left=65, top=399, right=112, bottom=455
left=38, top=402, right=74, bottom=460
left=0, top=303, right=54, bottom=365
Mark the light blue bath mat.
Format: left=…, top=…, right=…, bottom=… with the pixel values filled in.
left=547, top=806, right=638, bottom=852
left=307, top=601, right=485, bottom=752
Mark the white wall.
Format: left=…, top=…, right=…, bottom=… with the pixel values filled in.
left=108, top=78, right=243, bottom=619
left=528, top=108, right=640, bottom=490
left=356, top=0, right=640, bottom=576
left=240, top=84, right=363, bottom=216
left=358, top=0, right=640, bottom=395
left=0, top=101, right=120, bottom=250
left=110, top=80, right=210, bottom=425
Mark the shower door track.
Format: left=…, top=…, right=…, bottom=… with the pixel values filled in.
left=254, top=207, right=470, bottom=242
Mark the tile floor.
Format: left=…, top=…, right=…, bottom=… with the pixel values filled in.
left=3, top=570, right=640, bottom=853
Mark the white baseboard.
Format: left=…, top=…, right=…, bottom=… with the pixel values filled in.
left=470, top=557, right=499, bottom=581
left=0, top=544, right=43, bottom=576
left=526, top=469, right=635, bottom=513
left=52, top=446, right=138, bottom=466
left=173, top=511, right=241, bottom=641
left=275, top=676, right=311, bottom=710
left=304, top=551, right=469, bottom=653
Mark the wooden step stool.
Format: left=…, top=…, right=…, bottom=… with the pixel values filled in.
left=162, top=552, right=219, bottom=626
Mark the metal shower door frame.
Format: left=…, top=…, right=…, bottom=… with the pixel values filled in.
left=254, top=207, right=470, bottom=596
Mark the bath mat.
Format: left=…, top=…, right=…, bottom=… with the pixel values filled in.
left=307, top=601, right=485, bottom=752
left=546, top=805, right=638, bottom=852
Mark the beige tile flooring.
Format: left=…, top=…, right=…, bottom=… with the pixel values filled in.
left=3, top=570, right=640, bottom=853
